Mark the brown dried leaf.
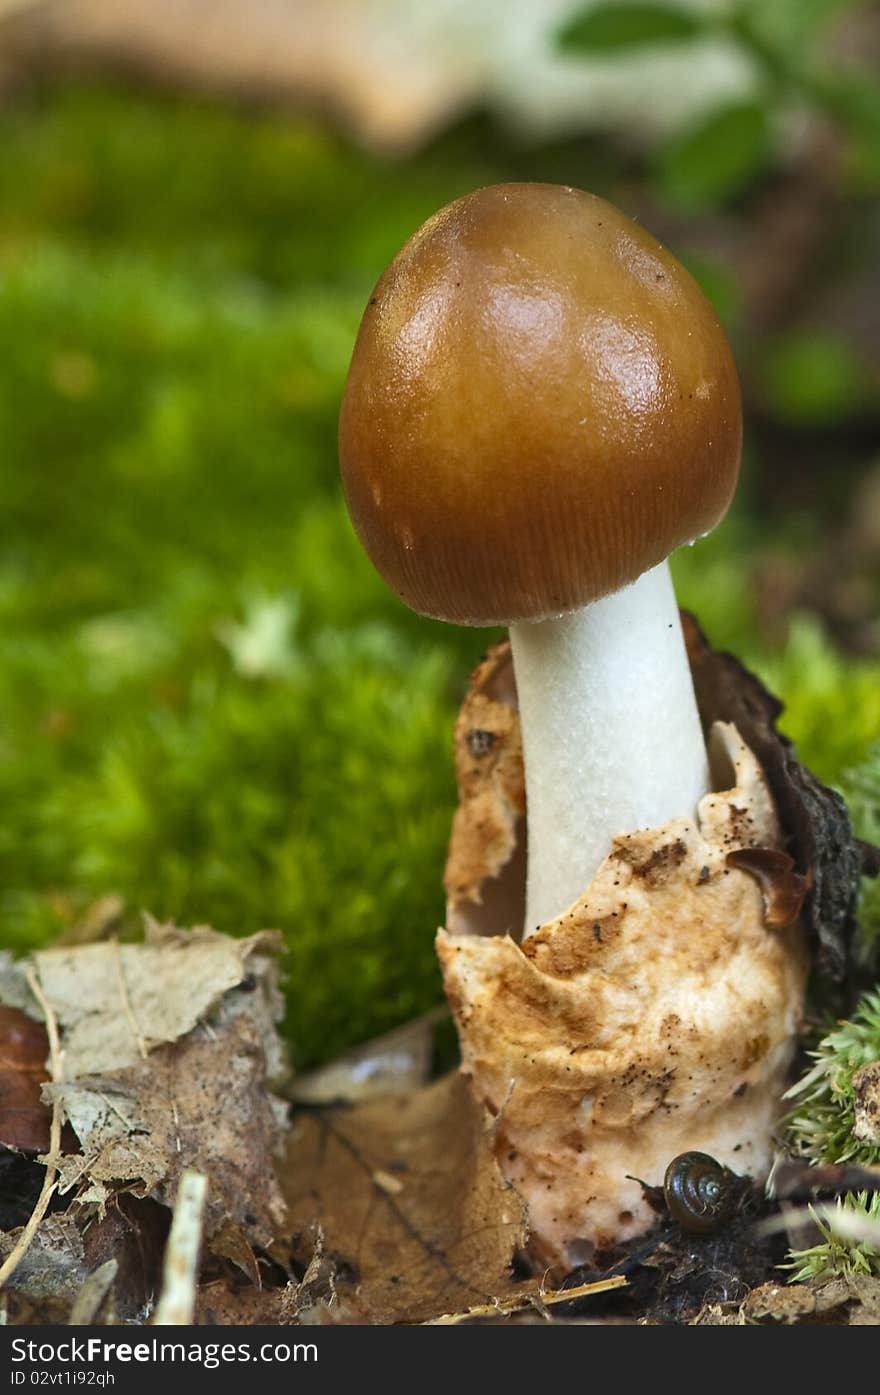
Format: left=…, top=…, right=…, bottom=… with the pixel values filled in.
left=80, top=1196, right=169, bottom=1321
left=725, top=846, right=810, bottom=929
left=0, top=1005, right=51, bottom=1154
left=48, top=1012, right=286, bottom=1253
left=195, top=1278, right=304, bottom=1326
left=195, top=1237, right=352, bottom=1326
left=283, top=1073, right=530, bottom=1323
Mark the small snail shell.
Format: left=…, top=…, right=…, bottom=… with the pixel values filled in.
left=663, top=1152, right=733, bottom=1234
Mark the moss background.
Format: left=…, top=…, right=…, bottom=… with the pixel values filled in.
left=1, top=80, right=878, bottom=1069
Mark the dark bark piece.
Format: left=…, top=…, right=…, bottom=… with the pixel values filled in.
left=682, top=612, right=871, bottom=991
left=860, top=840, right=880, bottom=877
left=81, top=1196, right=170, bottom=1322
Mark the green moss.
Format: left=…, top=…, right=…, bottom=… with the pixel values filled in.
left=786, top=990, right=880, bottom=1167
left=784, top=992, right=880, bottom=1282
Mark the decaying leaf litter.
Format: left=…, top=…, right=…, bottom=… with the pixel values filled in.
left=0, top=923, right=621, bottom=1325
left=0, top=633, right=878, bottom=1325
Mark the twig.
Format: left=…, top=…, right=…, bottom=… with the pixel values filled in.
left=428, top=1273, right=628, bottom=1324
left=0, top=965, right=64, bottom=1291
left=153, top=1170, right=208, bottom=1325
left=67, top=1260, right=118, bottom=1326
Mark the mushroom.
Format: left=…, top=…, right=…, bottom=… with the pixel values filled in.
left=340, top=183, right=808, bottom=1270
left=339, top=182, right=741, bottom=934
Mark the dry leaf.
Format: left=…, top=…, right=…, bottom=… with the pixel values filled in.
left=48, top=1010, right=286, bottom=1253
left=696, top=1274, right=880, bottom=1325
left=283, top=1073, right=529, bottom=1323
left=80, top=1196, right=168, bottom=1321
left=291, top=1009, right=442, bottom=1106
left=196, top=1278, right=304, bottom=1326
left=0, top=1005, right=51, bottom=1154
left=196, top=1235, right=347, bottom=1326
left=32, top=920, right=281, bottom=1077
left=0, top=921, right=288, bottom=1323
left=0, top=1213, right=86, bottom=1301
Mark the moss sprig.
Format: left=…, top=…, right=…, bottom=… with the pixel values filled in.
left=786, top=991, right=880, bottom=1167
left=785, top=1192, right=880, bottom=1284
left=783, top=992, right=880, bottom=1283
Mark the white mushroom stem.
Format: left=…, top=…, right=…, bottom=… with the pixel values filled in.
left=509, top=561, right=710, bottom=936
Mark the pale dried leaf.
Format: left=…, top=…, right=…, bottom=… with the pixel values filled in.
left=291, top=1009, right=441, bottom=1106
left=32, top=922, right=281, bottom=1077
left=0, top=953, right=38, bottom=1017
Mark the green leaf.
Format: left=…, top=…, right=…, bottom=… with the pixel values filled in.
left=759, top=332, right=868, bottom=427
left=557, top=2, right=704, bottom=54
left=656, top=101, right=771, bottom=210
left=816, top=73, right=880, bottom=191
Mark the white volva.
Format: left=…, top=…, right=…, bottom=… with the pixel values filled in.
left=510, top=561, right=709, bottom=936
left=437, top=721, right=808, bottom=1268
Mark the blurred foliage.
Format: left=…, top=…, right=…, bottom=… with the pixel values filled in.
left=758, top=333, right=873, bottom=428
left=558, top=2, right=704, bottom=50
left=0, top=84, right=878, bottom=1068
left=654, top=99, right=771, bottom=212
left=840, top=746, right=880, bottom=951
left=559, top=0, right=880, bottom=206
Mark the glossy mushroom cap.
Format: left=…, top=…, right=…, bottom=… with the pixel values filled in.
left=339, top=183, right=742, bottom=626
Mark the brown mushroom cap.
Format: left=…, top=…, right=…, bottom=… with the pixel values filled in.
left=339, top=182, right=742, bottom=625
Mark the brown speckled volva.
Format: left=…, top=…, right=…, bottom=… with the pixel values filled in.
left=339, top=182, right=742, bottom=625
